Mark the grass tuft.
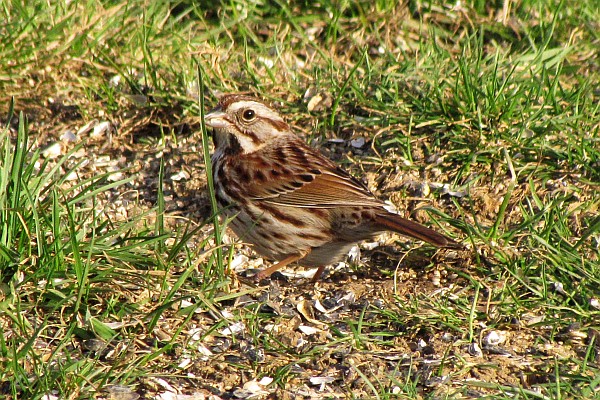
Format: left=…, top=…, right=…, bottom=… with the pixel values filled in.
left=1, top=0, right=599, bottom=398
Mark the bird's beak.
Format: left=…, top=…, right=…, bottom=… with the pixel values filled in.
left=204, top=109, right=229, bottom=129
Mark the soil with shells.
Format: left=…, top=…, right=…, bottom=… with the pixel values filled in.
left=7, top=98, right=595, bottom=400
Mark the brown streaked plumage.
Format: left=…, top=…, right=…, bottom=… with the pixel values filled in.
left=205, top=94, right=462, bottom=282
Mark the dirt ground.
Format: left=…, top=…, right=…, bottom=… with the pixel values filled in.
left=6, top=94, right=597, bottom=399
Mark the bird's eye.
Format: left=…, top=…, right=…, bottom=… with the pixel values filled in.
left=242, top=109, right=256, bottom=121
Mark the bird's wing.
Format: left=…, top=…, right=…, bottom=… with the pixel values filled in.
left=236, top=138, right=383, bottom=208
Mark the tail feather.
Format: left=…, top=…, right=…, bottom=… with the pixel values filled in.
left=374, top=212, right=462, bottom=249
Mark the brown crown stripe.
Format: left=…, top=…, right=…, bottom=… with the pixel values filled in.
left=218, top=94, right=264, bottom=109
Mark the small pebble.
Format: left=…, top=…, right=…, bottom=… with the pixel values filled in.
left=298, top=325, right=320, bottom=335
left=60, top=130, right=78, bottom=143
left=41, top=142, right=62, bottom=159
left=431, top=270, right=441, bottom=286
left=171, top=170, right=190, bottom=181
left=553, top=282, right=566, bottom=295
left=92, top=121, right=111, bottom=138
left=467, top=342, right=483, bottom=357
left=350, top=137, right=365, bottom=148
left=77, top=119, right=98, bottom=136
left=309, top=376, right=335, bottom=385
left=220, top=322, right=245, bottom=336
left=484, top=330, right=507, bottom=346
left=105, top=385, right=140, bottom=400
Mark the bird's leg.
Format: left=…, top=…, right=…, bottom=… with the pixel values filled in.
left=253, top=249, right=311, bottom=281
left=310, top=265, right=327, bottom=283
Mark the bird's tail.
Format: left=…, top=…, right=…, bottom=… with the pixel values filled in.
left=374, top=212, right=462, bottom=249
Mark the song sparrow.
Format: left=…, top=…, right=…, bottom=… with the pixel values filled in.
left=205, top=94, right=461, bottom=282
